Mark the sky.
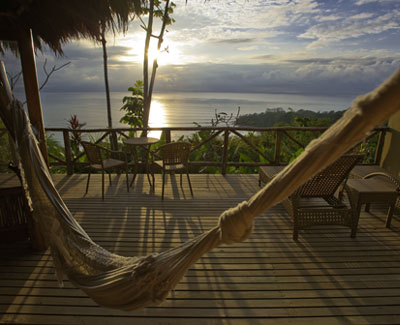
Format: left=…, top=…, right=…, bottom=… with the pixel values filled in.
left=2, top=0, right=400, bottom=97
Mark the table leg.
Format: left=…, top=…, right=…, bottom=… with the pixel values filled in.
left=385, top=203, right=395, bottom=228
left=143, top=146, right=154, bottom=189
left=129, top=146, right=139, bottom=188
left=354, top=194, right=363, bottom=236
left=365, top=203, right=370, bottom=212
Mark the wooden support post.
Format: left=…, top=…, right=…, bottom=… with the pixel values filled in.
left=18, top=28, right=49, bottom=166
left=63, top=130, right=73, bottom=175
left=222, top=128, right=229, bottom=175
left=374, top=129, right=386, bottom=165
left=274, top=130, right=282, bottom=165
left=165, top=129, right=171, bottom=143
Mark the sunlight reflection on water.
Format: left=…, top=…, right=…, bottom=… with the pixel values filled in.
left=148, top=100, right=165, bottom=139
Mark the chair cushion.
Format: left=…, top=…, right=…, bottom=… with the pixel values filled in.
left=154, top=160, right=185, bottom=171
left=103, top=158, right=126, bottom=169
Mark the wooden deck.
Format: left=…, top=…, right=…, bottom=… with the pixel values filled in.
left=1, top=172, right=400, bottom=324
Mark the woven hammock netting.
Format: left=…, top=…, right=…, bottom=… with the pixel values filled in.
left=0, top=63, right=400, bottom=310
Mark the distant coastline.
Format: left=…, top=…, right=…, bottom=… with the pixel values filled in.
left=237, top=107, right=345, bottom=127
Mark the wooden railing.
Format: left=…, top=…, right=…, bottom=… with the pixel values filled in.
left=40, top=125, right=389, bottom=175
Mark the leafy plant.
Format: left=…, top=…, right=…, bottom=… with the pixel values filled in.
left=120, top=80, right=145, bottom=130
left=67, top=114, right=86, bottom=158
left=46, top=133, right=66, bottom=173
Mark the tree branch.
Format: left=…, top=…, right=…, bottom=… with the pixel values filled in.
left=39, top=59, right=71, bottom=91
left=6, top=71, right=22, bottom=90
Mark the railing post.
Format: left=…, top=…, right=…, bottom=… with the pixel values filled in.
left=63, top=130, right=73, bottom=175
left=274, top=130, right=281, bottom=165
left=165, top=129, right=171, bottom=143
left=111, top=130, right=118, bottom=150
left=374, top=128, right=386, bottom=165
left=222, top=128, right=229, bottom=175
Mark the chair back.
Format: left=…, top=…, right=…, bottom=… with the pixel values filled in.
left=159, top=142, right=191, bottom=166
left=81, top=141, right=103, bottom=167
left=295, top=154, right=363, bottom=198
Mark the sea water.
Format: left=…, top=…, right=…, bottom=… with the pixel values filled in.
left=32, top=91, right=354, bottom=143
left=39, top=91, right=353, bottom=128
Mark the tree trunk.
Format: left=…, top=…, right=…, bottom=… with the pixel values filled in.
left=143, top=0, right=171, bottom=136
left=142, top=0, right=154, bottom=135
left=148, top=0, right=170, bottom=107
left=101, top=22, right=117, bottom=149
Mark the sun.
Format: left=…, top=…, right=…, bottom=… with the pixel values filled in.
left=117, top=35, right=184, bottom=66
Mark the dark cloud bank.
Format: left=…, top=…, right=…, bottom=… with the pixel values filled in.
left=3, top=46, right=399, bottom=98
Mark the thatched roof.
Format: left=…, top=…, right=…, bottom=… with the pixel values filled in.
left=0, top=0, right=142, bottom=54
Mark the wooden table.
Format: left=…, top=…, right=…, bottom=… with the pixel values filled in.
left=347, top=178, right=398, bottom=228
left=123, top=137, right=159, bottom=188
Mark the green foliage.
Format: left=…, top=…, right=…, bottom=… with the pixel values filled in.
left=142, top=0, right=176, bottom=25
left=350, top=132, right=379, bottom=164
left=46, top=133, right=67, bottom=173
left=120, top=80, right=144, bottom=130
left=181, top=107, right=381, bottom=174
left=237, top=107, right=344, bottom=127
left=37, top=107, right=381, bottom=176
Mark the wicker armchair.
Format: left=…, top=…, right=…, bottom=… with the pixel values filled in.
left=153, top=142, right=193, bottom=200
left=283, top=154, right=363, bottom=240
left=81, top=141, right=129, bottom=201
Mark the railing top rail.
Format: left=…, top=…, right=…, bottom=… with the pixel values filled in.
left=43, top=126, right=390, bottom=132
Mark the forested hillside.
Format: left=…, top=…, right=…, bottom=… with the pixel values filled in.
left=236, top=107, right=345, bottom=127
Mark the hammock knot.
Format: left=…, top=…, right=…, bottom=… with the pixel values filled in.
left=218, top=201, right=254, bottom=244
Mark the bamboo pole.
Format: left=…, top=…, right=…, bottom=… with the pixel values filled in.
left=18, top=29, right=49, bottom=166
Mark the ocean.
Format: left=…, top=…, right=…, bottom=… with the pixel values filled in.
left=39, top=91, right=353, bottom=128
left=34, top=91, right=354, bottom=142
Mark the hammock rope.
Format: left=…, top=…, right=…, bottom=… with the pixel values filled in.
left=1, top=62, right=400, bottom=310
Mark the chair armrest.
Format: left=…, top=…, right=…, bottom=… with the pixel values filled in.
left=363, top=172, right=400, bottom=193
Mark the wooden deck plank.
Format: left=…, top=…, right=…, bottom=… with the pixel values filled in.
left=1, top=173, right=400, bottom=324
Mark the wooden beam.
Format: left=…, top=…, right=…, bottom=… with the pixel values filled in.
left=18, top=28, right=49, bottom=166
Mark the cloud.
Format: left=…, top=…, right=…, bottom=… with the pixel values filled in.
left=299, top=9, right=400, bottom=49
left=2, top=0, right=399, bottom=101
left=168, top=0, right=320, bottom=50
left=251, top=54, right=279, bottom=61
left=151, top=55, right=399, bottom=96
left=238, top=46, right=259, bottom=52
left=350, top=12, right=374, bottom=19
left=211, top=38, right=254, bottom=44
left=355, top=0, right=398, bottom=5
left=355, top=0, right=379, bottom=4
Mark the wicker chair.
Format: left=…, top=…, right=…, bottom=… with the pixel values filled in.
left=283, top=154, right=363, bottom=240
left=81, top=141, right=129, bottom=201
left=153, top=142, right=193, bottom=200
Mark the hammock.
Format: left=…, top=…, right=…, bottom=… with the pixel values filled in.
left=0, top=63, right=400, bottom=311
